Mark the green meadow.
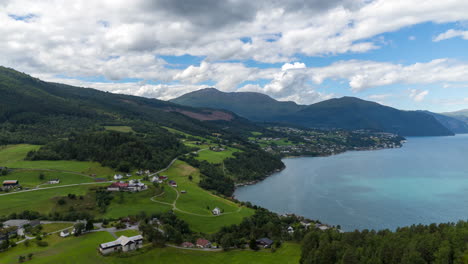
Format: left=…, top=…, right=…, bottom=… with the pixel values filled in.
left=0, top=231, right=300, bottom=264
left=152, top=160, right=255, bottom=233
left=104, top=126, right=135, bottom=133
left=0, top=185, right=102, bottom=217
left=195, top=147, right=240, bottom=164
left=103, top=187, right=172, bottom=219
left=114, top=229, right=140, bottom=237
left=0, top=144, right=116, bottom=176
left=0, top=144, right=253, bottom=233
left=3, top=170, right=94, bottom=188
left=41, top=223, right=74, bottom=234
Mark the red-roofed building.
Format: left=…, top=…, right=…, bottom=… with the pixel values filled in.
left=107, top=182, right=129, bottom=192
left=196, top=238, right=211, bottom=248
left=2, top=180, right=19, bottom=189
left=181, top=242, right=194, bottom=248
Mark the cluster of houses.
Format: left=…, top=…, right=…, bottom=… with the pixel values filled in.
left=136, top=170, right=151, bottom=176
left=99, top=235, right=144, bottom=255
left=113, top=173, right=133, bottom=180
left=107, top=180, right=147, bottom=192
left=1, top=219, right=41, bottom=239
left=151, top=175, right=168, bottom=184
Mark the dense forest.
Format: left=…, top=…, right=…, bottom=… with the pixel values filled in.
left=26, top=130, right=187, bottom=172
left=301, top=221, right=468, bottom=264
left=224, top=149, right=285, bottom=182
left=213, top=208, right=309, bottom=249
left=0, top=66, right=264, bottom=145
left=180, top=148, right=284, bottom=196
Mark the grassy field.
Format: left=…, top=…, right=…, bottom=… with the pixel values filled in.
left=0, top=231, right=301, bottom=264
left=104, top=126, right=134, bottom=133
left=41, top=223, right=74, bottom=234
left=154, top=161, right=254, bottom=233
left=114, top=230, right=140, bottom=237
left=0, top=144, right=40, bottom=164
left=195, top=148, right=240, bottom=164
left=3, top=170, right=94, bottom=188
left=0, top=185, right=103, bottom=217
left=0, top=144, right=117, bottom=176
left=103, top=187, right=172, bottom=219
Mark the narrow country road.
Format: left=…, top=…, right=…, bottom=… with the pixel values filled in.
left=0, top=181, right=111, bottom=197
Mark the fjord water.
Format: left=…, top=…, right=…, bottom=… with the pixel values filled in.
left=234, top=135, right=468, bottom=231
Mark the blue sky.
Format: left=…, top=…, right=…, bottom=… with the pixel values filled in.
left=2, top=0, right=468, bottom=112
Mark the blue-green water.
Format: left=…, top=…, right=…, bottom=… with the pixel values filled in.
left=234, top=135, right=468, bottom=231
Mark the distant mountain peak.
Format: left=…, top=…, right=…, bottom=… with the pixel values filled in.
left=172, top=89, right=455, bottom=136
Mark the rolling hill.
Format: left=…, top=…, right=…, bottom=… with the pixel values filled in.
left=442, top=109, right=468, bottom=124
left=172, top=88, right=455, bottom=136
left=171, top=87, right=306, bottom=121
left=0, top=67, right=259, bottom=144
left=422, top=111, right=468, bottom=134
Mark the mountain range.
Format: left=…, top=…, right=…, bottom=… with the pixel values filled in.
left=0, top=67, right=258, bottom=145
left=172, top=88, right=468, bottom=136
left=1, top=66, right=467, bottom=138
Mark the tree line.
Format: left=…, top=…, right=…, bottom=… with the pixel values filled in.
left=26, top=130, right=187, bottom=172
left=301, top=221, right=468, bottom=264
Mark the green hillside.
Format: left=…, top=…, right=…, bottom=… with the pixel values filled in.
left=171, top=88, right=305, bottom=121
left=0, top=67, right=258, bottom=145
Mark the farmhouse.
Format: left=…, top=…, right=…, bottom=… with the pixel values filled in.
left=2, top=180, right=19, bottom=189
left=114, top=174, right=123, bottom=180
left=256, top=237, right=274, bottom=248
left=181, top=241, right=194, bottom=248
left=128, top=180, right=147, bottom=192
left=151, top=176, right=162, bottom=183
left=60, top=230, right=70, bottom=237
left=212, top=207, right=221, bottom=215
left=107, top=182, right=129, bottom=191
left=48, top=179, right=60, bottom=184
left=169, top=180, right=177, bottom=187
left=196, top=238, right=211, bottom=248
left=107, top=181, right=147, bottom=192
left=99, top=235, right=143, bottom=255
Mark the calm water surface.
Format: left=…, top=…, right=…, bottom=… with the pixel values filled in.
left=234, top=135, right=468, bottom=231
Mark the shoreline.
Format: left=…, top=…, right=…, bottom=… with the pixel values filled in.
left=234, top=141, right=405, bottom=189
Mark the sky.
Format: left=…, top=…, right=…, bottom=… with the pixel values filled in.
left=2, top=0, right=468, bottom=112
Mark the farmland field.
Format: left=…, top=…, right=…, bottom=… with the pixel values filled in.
left=4, top=170, right=94, bottom=188
left=0, top=231, right=300, bottom=264
left=0, top=144, right=117, bottom=176
left=195, top=147, right=240, bottom=164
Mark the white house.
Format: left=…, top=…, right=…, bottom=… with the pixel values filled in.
left=300, top=221, right=312, bottom=229
left=287, top=226, right=294, bottom=234
left=212, top=207, right=221, bottom=215
left=48, top=179, right=60, bottom=184
left=99, top=235, right=143, bottom=255
left=151, top=176, right=162, bottom=183
left=114, top=174, right=123, bottom=180
left=60, top=230, right=70, bottom=237
left=128, top=180, right=147, bottom=192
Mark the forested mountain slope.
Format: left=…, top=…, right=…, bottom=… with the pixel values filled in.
left=172, top=88, right=454, bottom=136
left=0, top=66, right=258, bottom=144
